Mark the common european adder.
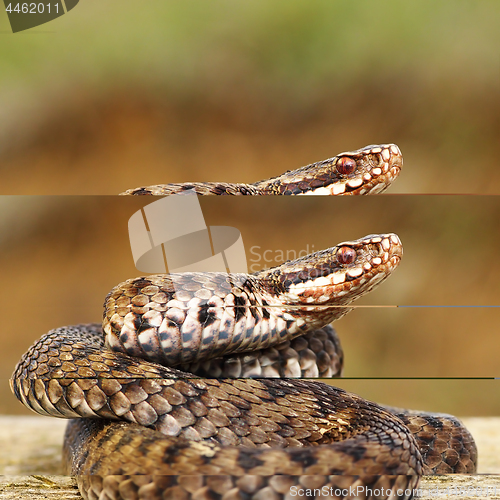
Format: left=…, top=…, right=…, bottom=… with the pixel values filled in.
left=121, top=143, right=402, bottom=196
left=11, top=233, right=477, bottom=500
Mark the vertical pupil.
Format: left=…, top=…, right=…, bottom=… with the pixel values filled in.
left=337, top=247, right=356, bottom=264
left=337, top=157, right=356, bottom=175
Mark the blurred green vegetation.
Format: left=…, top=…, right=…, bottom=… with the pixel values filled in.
left=0, top=0, right=500, bottom=100
left=1, top=1, right=498, bottom=95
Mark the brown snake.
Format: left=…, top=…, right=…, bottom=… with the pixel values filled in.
left=121, top=143, right=402, bottom=196
left=11, top=232, right=477, bottom=500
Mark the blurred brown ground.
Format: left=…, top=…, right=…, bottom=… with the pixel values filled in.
left=0, top=81, right=499, bottom=195
left=2, top=196, right=499, bottom=414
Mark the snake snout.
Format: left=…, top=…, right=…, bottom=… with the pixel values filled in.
left=387, top=233, right=403, bottom=257
left=387, top=144, right=403, bottom=170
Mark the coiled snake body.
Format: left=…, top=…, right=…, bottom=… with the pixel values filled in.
left=11, top=233, right=477, bottom=500
left=122, top=144, right=403, bottom=196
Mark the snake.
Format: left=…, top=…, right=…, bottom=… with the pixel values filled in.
left=121, top=143, right=403, bottom=195
left=11, top=233, right=477, bottom=500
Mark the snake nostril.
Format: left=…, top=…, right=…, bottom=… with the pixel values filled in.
left=336, top=246, right=356, bottom=265
left=336, top=157, right=356, bottom=176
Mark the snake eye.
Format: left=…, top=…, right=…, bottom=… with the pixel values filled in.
left=336, top=246, right=356, bottom=265
left=336, top=157, right=356, bottom=175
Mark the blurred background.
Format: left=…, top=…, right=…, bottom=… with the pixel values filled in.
left=1, top=1, right=499, bottom=417
left=0, top=0, right=499, bottom=193
left=2, top=195, right=499, bottom=415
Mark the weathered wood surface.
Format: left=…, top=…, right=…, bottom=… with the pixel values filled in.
left=0, top=416, right=499, bottom=499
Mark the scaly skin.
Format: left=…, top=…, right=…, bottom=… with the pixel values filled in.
left=10, top=233, right=477, bottom=500
left=121, top=144, right=402, bottom=196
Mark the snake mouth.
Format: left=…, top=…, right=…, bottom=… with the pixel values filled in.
left=340, top=143, right=402, bottom=195
left=275, top=233, right=402, bottom=305
left=356, top=143, right=403, bottom=195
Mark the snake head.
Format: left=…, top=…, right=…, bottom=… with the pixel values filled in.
left=263, top=233, right=402, bottom=311
left=263, top=144, right=403, bottom=195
